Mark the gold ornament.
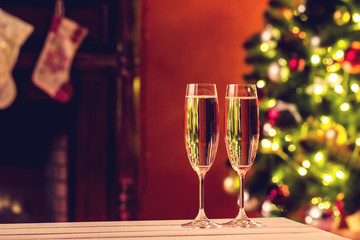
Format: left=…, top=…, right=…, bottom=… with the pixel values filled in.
left=333, top=7, right=350, bottom=26
left=223, top=172, right=239, bottom=195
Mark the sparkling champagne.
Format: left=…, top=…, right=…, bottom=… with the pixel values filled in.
left=225, top=96, right=259, bottom=174
left=185, top=96, right=219, bottom=175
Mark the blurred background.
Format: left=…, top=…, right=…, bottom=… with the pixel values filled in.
left=1, top=0, right=360, bottom=238
left=0, top=0, right=267, bottom=223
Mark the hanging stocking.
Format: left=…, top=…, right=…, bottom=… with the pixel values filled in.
left=0, top=8, right=34, bottom=109
left=32, top=15, right=88, bottom=103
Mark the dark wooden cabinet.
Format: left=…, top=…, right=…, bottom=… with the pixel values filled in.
left=0, top=0, right=141, bottom=222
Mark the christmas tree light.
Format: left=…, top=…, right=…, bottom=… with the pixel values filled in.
left=225, top=0, right=360, bottom=224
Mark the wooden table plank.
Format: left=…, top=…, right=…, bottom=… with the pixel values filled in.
left=0, top=218, right=348, bottom=240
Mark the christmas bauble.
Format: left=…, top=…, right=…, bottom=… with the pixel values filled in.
left=266, top=100, right=302, bottom=128
left=342, top=41, right=360, bottom=74
left=262, top=184, right=290, bottom=217
left=304, top=204, right=335, bottom=231
left=333, top=6, right=350, bottom=26
left=289, top=57, right=305, bottom=72
left=268, top=62, right=290, bottom=83
left=223, top=172, right=239, bottom=195
left=310, top=36, right=321, bottom=48
left=267, top=184, right=290, bottom=206
left=324, top=123, right=347, bottom=145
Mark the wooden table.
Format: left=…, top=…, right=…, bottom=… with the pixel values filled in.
left=0, top=217, right=348, bottom=239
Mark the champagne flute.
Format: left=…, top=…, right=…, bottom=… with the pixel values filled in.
left=182, top=83, right=220, bottom=229
left=223, top=84, right=262, bottom=228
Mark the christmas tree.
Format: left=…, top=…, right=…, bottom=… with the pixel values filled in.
left=238, top=0, right=360, bottom=225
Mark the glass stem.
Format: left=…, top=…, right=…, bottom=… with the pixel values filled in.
left=196, top=173, right=207, bottom=220
left=236, top=173, right=248, bottom=220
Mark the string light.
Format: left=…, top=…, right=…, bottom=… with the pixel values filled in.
left=310, top=36, right=321, bottom=48
left=318, top=201, right=331, bottom=210
left=340, top=103, right=350, bottom=111
left=353, top=13, right=360, bottom=22
left=334, top=9, right=350, bottom=25
left=267, top=99, right=277, bottom=108
left=272, top=176, right=279, bottom=183
left=263, top=123, right=272, bottom=132
left=335, top=50, right=344, bottom=59
left=356, top=137, right=360, bottom=146
left=292, top=26, right=300, bottom=34
left=288, top=144, right=296, bottom=152
left=300, top=14, right=308, bottom=21
left=351, top=83, right=359, bottom=92
left=320, top=116, right=330, bottom=124
left=278, top=58, right=287, bottom=66
left=223, top=176, right=234, bottom=189
left=309, top=205, right=322, bottom=218
left=284, top=135, right=292, bottom=142
left=328, top=73, right=339, bottom=83
left=305, top=216, right=313, bottom=224
left=283, top=8, right=293, bottom=20
left=261, top=200, right=276, bottom=217
left=311, top=197, right=320, bottom=205
left=337, top=39, right=348, bottom=48
left=302, top=160, right=311, bottom=168
left=269, top=129, right=277, bottom=137
left=261, top=29, right=272, bottom=42
left=298, top=4, right=306, bottom=13
left=298, top=167, right=307, bottom=176
left=314, top=85, right=324, bottom=95
left=327, top=63, right=340, bottom=72
left=336, top=170, right=345, bottom=179
left=271, top=142, right=280, bottom=151
left=260, top=43, right=269, bottom=52
left=326, top=129, right=337, bottom=140
left=334, top=84, right=343, bottom=93
left=257, top=80, right=266, bottom=88
left=311, top=55, right=321, bottom=64
left=266, top=50, right=277, bottom=58
left=299, top=31, right=306, bottom=39
left=11, top=202, right=22, bottom=214
left=323, top=58, right=333, bottom=65
left=261, top=139, right=272, bottom=149
left=315, top=152, right=324, bottom=162
left=323, top=201, right=331, bottom=209
left=323, top=174, right=333, bottom=183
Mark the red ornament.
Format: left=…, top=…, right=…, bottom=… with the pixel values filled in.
left=267, top=184, right=290, bottom=206
left=342, top=41, right=360, bottom=74
left=268, top=119, right=276, bottom=125
left=268, top=108, right=280, bottom=119
left=267, top=109, right=279, bottom=126
left=289, top=57, right=305, bottom=72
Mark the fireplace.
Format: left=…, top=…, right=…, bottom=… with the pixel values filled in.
left=0, top=0, right=141, bottom=222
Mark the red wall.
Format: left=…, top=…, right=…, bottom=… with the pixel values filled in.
left=139, top=0, right=269, bottom=220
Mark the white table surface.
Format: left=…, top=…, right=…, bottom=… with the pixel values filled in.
left=0, top=217, right=349, bottom=239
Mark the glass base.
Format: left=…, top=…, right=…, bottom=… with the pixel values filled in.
left=182, top=209, right=220, bottom=229
left=181, top=219, right=220, bottom=229
left=222, top=218, right=262, bottom=228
